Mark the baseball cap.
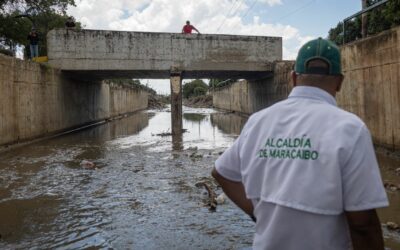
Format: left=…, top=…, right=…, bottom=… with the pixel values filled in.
left=295, top=37, right=342, bottom=75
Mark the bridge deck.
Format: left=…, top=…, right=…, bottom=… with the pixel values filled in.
left=47, top=29, right=282, bottom=80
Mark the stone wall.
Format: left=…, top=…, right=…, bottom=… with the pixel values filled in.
left=212, top=61, right=294, bottom=114
left=0, top=54, right=148, bottom=148
left=337, top=26, right=400, bottom=150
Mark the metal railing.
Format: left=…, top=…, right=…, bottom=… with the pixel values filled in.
left=342, top=0, right=389, bottom=44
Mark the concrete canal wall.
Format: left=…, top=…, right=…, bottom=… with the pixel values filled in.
left=337, top=26, right=400, bottom=150
left=212, top=27, right=400, bottom=150
left=0, top=54, right=148, bottom=148
left=212, top=61, right=294, bottom=114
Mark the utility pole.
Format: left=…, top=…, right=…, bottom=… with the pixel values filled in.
left=361, top=0, right=368, bottom=38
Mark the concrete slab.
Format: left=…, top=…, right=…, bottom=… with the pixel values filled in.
left=47, top=29, right=282, bottom=80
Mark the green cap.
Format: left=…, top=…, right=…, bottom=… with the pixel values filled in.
left=295, top=38, right=342, bottom=75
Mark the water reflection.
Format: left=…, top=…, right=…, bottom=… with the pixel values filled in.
left=210, top=112, right=248, bottom=135
left=0, top=195, right=62, bottom=243
left=183, top=113, right=207, bottom=122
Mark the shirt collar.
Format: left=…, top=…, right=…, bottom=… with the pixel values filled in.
left=288, top=86, right=337, bottom=106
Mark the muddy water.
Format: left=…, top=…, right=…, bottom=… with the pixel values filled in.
left=0, top=107, right=399, bottom=249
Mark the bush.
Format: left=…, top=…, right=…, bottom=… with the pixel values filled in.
left=193, top=86, right=207, bottom=96
left=183, top=79, right=208, bottom=98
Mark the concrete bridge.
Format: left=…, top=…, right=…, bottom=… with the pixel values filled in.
left=47, top=29, right=282, bottom=135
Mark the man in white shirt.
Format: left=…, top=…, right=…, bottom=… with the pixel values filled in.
left=212, top=37, right=388, bottom=250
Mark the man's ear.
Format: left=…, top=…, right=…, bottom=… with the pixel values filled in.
left=291, top=71, right=297, bottom=87
left=335, top=75, right=344, bottom=92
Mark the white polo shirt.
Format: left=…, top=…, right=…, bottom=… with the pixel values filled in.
left=215, top=86, right=389, bottom=250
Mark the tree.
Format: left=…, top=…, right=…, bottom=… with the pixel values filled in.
left=0, top=0, right=77, bottom=57
left=328, top=19, right=361, bottom=45
left=0, top=0, right=75, bottom=14
left=0, top=10, right=31, bottom=55
left=385, top=0, right=400, bottom=26
left=0, top=10, right=81, bottom=57
left=208, top=79, right=221, bottom=89
left=183, top=79, right=208, bottom=99
left=328, top=0, right=400, bottom=44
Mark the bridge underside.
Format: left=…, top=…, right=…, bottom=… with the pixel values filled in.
left=48, top=29, right=282, bottom=137
left=62, top=70, right=273, bottom=81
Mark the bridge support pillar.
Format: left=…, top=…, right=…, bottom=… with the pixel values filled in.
left=170, top=73, right=183, bottom=138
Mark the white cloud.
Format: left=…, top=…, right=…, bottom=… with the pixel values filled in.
left=258, top=0, right=283, bottom=7
left=67, top=0, right=313, bottom=92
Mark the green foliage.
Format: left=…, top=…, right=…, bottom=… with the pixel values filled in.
left=0, top=10, right=81, bottom=57
left=209, top=78, right=236, bottom=89
left=328, top=0, right=400, bottom=45
left=0, top=10, right=31, bottom=55
left=183, top=79, right=208, bottom=98
left=209, top=79, right=222, bottom=89
left=193, top=86, right=207, bottom=96
left=0, top=0, right=75, bottom=14
left=183, top=113, right=206, bottom=122
left=0, top=0, right=78, bottom=57
left=328, top=19, right=361, bottom=45
left=384, top=0, right=400, bottom=26
left=109, top=79, right=157, bottom=95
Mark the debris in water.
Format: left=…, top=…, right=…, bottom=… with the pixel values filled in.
left=189, top=151, right=203, bottom=159
left=130, top=200, right=143, bottom=209
left=216, top=193, right=226, bottom=205
left=153, top=129, right=188, bottom=137
left=80, top=160, right=96, bottom=169
left=386, top=222, right=400, bottom=230
left=396, top=168, right=400, bottom=175
left=383, top=181, right=400, bottom=191
left=195, top=182, right=217, bottom=211
left=155, top=131, right=173, bottom=137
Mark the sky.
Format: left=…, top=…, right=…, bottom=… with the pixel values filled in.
left=67, top=0, right=362, bottom=94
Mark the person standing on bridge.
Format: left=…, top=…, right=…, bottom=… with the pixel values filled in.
left=212, top=37, right=388, bottom=250
left=182, top=20, right=200, bottom=34
left=65, top=16, right=76, bottom=29
left=27, top=28, right=39, bottom=59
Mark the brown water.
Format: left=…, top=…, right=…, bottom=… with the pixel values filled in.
left=0, top=107, right=399, bottom=249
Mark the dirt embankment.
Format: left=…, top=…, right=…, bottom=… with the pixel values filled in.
left=148, top=94, right=168, bottom=109
left=183, top=95, right=213, bottom=108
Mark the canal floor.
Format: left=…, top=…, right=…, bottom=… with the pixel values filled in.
left=0, top=107, right=399, bottom=249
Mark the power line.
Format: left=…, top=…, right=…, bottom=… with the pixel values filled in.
left=241, top=0, right=258, bottom=19
left=273, top=0, right=315, bottom=23
left=216, top=0, right=239, bottom=32
left=216, top=0, right=244, bottom=32
left=230, top=0, right=245, bottom=18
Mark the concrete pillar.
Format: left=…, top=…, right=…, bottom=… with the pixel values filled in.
left=172, top=132, right=183, bottom=151
left=170, top=73, right=183, bottom=136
